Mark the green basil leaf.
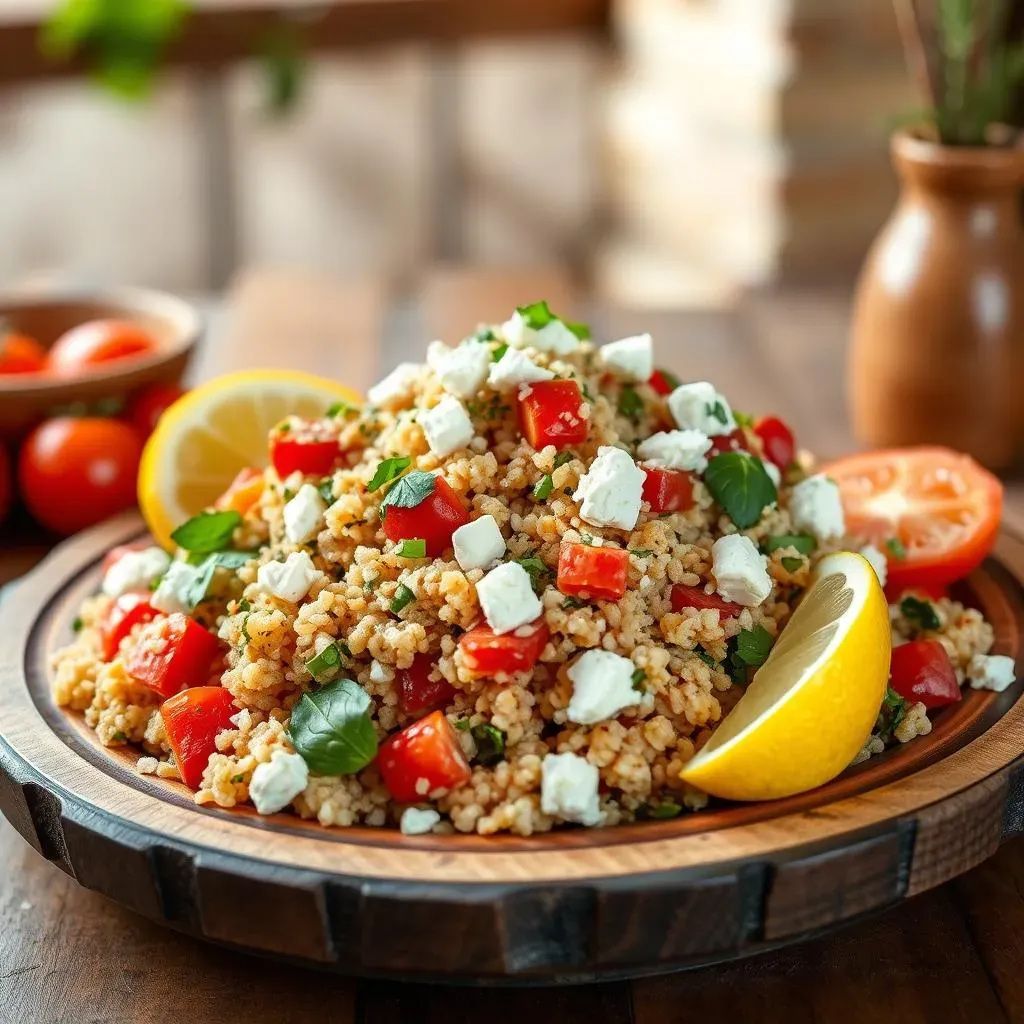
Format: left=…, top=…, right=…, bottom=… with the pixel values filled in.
left=491, top=342, right=509, bottom=363
left=516, top=300, right=555, bottom=329
left=704, top=452, right=778, bottom=529
left=618, top=385, right=644, bottom=422
left=900, top=596, right=941, bottom=631
left=170, top=510, right=242, bottom=554
left=781, top=555, right=803, bottom=573
left=367, top=455, right=412, bottom=493
left=733, top=625, right=773, bottom=668
left=379, top=470, right=436, bottom=518
left=886, top=537, right=907, bottom=560
left=396, top=538, right=427, bottom=559
left=471, top=723, right=506, bottom=767
left=564, top=319, right=591, bottom=340
left=533, top=474, right=554, bottom=501
left=390, top=582, right=416, bottom=614
left=287, top=679, right=378, bottom=775
left=705, top=400, right=729, bottom=426
left=764, top=533, right=816, bottom=556
left=326, top=399, right=360, bottom=417
left=306, top=642, right=343, bottom=682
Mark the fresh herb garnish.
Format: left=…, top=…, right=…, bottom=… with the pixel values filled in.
left=694, top=647, right=717, bottom=669
left=326, top=399, right=360, bottom=417
left=515, top=300, right=588, bottom=340
left=703, top=452, right=778, bottom=529
left=166, top=550, right=256, bottom=611
left=781, top=555, right=804, bottom=573
left=533, top=475, right=554, bottom=501
left=491, top=342, right=509, bottom=362
left=395, top=538, right=427, bottom=559
left=231, top=774, right=246, bottom=784
left=112, top=731, right=127, bottom=742
left=379, top=470, right=436, bottom=519
left=389, top=583, right=416, bottom=614
left=646, top=801, right=682, bottom=819
left=901, top=596, right=941, bottom=631
left=170, top=510, right=242, bottom=554
left=471, top=326, right=496, bottom=343
left=564, top=320, right=591, bottom=340
left=553, top=451, right=574, bottom=470
left=454, top=717, right=472, bottom=731
left=317, top=478, right=335, bottom=504
left=515, top=554, right=551, bottom=593
left=733, top=625, right=773, bottom=668
left=562, top=596, right=588, bottom=610
left=877, top=686, right=908, bottom=742
left=471, top=723, right=506, bottom=767
left=367, top=455, right=412, bottom=493
left=72, top=616, right=83, bottom=633
left=654, top=367, right=681, bottom=391
left=705, top=400, right=728, bottom=426
left=306, top=641, right=343, bottom=682
left=362, top=576, right=380, bottom=595
left=618, top=385, right=644, bottom=422
left=733, top=411, right=755, bottom=428
left=764, top=533, right=816, bottom=556
left=276, top=420, right=291, bottom=434
left=238, top=599, right=251, bottom=612
left=287, top=678, right=378, bottom=775
left=886, top=537, right=907, bottom=561
left=629, top=548, right=653, bottom=558
left=631, top=668, right=646, bottom=690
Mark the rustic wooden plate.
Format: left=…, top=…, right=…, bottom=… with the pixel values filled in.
left=1, top=514, right=1022, bottom=984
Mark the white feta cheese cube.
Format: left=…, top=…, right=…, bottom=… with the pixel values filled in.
left=250, top=750, right=309, bottom=815
left=859, top=544, right=888, bottom=588
left=761, top=459, right=781, bottom=488
left=150, top=560, right=196, bottom=615
left=420, top=395, right=475, bottom=458
left=566, top=649, right=641, bottom=725
left=501, top=310, right=579, bottom=355
left=636, top=429, right=713, bottom=473
left=487, top=347, right=555, bottom=389
left=426, top=339, right=491, bottom=398
left=711, top=534, right=772, bottom=607
left=257, top=551, right=321, bottom=604
left=573, top=446, right=646, bottom=531
left=598, top=333, right=653, bottom=381
left=789, top=474, right=846, bottom=541
left=400, top=807, right=441, bottom=835
left=452, top=514, right=506, bottom=572
left=476, top=561, right=543, bottom=635
left=541, top=751, right=602, bottom=826
left=968, top=653, right=1017, bottom=693
left=102, top=546, right=171, bottom=598
left=367, top=362, right=420, bottom=408
left=668, top=381, right=737, bottom=436
left=283, top=483, right=326, bottom=545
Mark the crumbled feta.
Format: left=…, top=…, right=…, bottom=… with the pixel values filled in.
left=369, top=660, right=392, bottom=684
left=476, top=561, right=543, bottom=635
left=566, top=649, right=641, bottom=725
left=636, top=429, right=713, bottom=473
left=257, top=551, right=321, bottom=603
left=573, top=446, right=646, bottom=531
left=668, top=381, right=737, bottom=436
left=859, top=544, right=888, bottom=588
left=102, top=546, right=171, bottom=598
left=968, top=653, right=1017, bottom=693
left=452, top=514, right=506, bottom=572
left=420, top=395, right=475, bottom=458
left=150, top=560, right=196, bottom=615
left=789, top=474, right=846, bottom=541
left=501, top=310, right=579, bottom=355
left=367, top=362, right=420, bottom=407
left=400, top=807, right=441, bottom=835
left=540, top=751, right=602, bottom=826
left=711, top=534, right=772, bottom=607
left=597, top=333, right=653, bottom=381
left=426, top=339, right=490, bottom=398
left=250, top=750, right=309, bottom=815
left=761, top=459, right=781, bottom=488
left=283, top=483, right=326, bottom=545
left=488, top=348, right=555, bottom=390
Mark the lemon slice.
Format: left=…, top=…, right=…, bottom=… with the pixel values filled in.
left=680, top=552, right=891, bottom=801
left=138, top=369, right=361, bottom=549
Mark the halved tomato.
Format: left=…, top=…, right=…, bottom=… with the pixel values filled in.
left=826, top=447, right=1003, bottom=594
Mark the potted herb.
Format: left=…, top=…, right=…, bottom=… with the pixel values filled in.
left=849, top=0, right=1024, bottom=469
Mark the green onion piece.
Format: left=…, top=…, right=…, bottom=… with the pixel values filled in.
left=306, top=642, right=343, bottom=681
left=396, top=538, right=427, bottom=559
left=533, top=474, right=554, bottom=501
left=326, top=399, right=360, bottom=417
left=390, top=583, right=416, bottom=614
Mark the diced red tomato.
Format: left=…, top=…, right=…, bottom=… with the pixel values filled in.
left=557, top=542, right=629, bottom=601
left=215, top=467, right=265, bottom=517
left=670, top=584, right=740, bottom=616
left=708, top=429, right=748, bottom=456
left=101, top=541, right=149, bottom=577
left=161, top=686, right=238, bottom=789
left=516, top=380, right=588, bottom=451
left=381, top=476, right=470, bottom=557
left=377, top=710, right=471, bottom=803
left=99, top=592, right=158, bottom=661
left=642, top=468, right=695, bottom=514
left=126, top=613, right=223, bottom=699
left=459, top=618, right=549, bottom=676
left=270, top=420, right=341, bottom=478
left=398, top=654, right=457, bottom=714
left=648, top=368, right=680, bottom=396
left=889, top=639, right=961, bottom=709
left=754, top=416, right=796, bottom=469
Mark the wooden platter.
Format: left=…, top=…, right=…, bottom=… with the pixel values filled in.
left=1, top=514, right=1023, bottom=985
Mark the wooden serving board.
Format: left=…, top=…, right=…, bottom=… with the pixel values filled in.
left=1, top=514, right=1023, bottom=984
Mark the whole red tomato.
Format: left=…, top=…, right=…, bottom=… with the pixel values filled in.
left=19, top=418, right=142, bottom=535
left=0, top=445, right=12, bottom=526
left=125, top=382, right=185, bottom=437
left=48, top=319, right=156, bottom=375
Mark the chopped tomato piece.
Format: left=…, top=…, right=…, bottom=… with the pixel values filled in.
left=270, top=420, right=341, bottom=477
left=516, top=380, right=588, bottom=451
left=126, top=613, right=223, bottom=699
left=398, top=654, right=456, bottom=714
left=642, top=468, right=695, bottom=514
left=161, top=686, right=238, bottom=789
left=754, top=416, right=796, bottom=469
left=378, top=710, right=471, bottom=803
left=826, top=447, right=1003, bottom=594
left=99, top=592, right=158, bottom=661
left=708, top=428, right=748, bottom=456
left=0, top=330, right=46, bottom=374
left=215, top=467, right=265, bottom=516
left=557, top=542, right=629, bottom=601
left=889, top=639, right=961, bottom=709
left=670, top=584, right=740, bottom=616
left=648, top=368, right=680, bottom=396
left=381, top=476, right=470, bottom=557
left=459, top=618, right=549, bottom=676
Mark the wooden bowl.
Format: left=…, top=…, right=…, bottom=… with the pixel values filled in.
left=0, top=287, right=201, bottom=436
left=1, top=513, right=1022, bottom=984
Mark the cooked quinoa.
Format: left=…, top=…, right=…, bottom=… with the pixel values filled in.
left=53, top=304, right=998, bottom=835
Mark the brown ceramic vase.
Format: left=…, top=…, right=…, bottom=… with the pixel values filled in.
left=850, top=131, right=1024, bottom=470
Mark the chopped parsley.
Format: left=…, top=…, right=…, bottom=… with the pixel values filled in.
left=379, top=470, right=436, bottom=519
left=900, top=596, right=941, bottom=631
left=306, top=641, right=343, bottom=682
left=395, top=538, right=427, bottom=559
left=646, top=801, right=682, bottom=820
left=781, top=555, right=804, bottom=573
left=705, top=400, right=729, bottom=426
left=763, top=533, right=816, bottom=556
left=704, top=452, right=778, bottom=529
left=389, top=583, right=416, bottom=614
left=553, top=451, right=574, bottom=470
left=562, top=596, right=588, bottom=610
left=71, top=617, right=83, bottom=633
left=326, top=399, right=360, bottom=417
left=877, top=686, right=908, bottom=742
left=454, top=717, right=472, bottom=731
left=231, top=774, right=246, bottom=784
left=170, top=510, right=242, bottom=554
left=694, top=647, right=717, bottom=669
left=515, top=299, right=589, bottom=340
left=471, top=723, right=506, bottom=767
left=515, top=554, right=551, bottom=593
left=112, top=731, right=127, bottom=742
left=470, top=326, right=496, bottom=343
left=317, top=478, right=335, bottom=504
left=618, top=385, right=644, bottom=422
left=533, top=474, right=554, bottom=501
left=886, top=537, right=907, bottom=561
left=367, top=455, right=412, bottom=493
left=629, top=548, right=653, bottom=558
left=491, top=342, right=509, bottom=362
left=631, top=668, right=646, bottom=690
left=564, top=320, right=591, bottom=340
left=724, top=625, right=774, bottom=680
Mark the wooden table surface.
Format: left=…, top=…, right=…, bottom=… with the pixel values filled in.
left=3, top=267, right=1024, bottom=1023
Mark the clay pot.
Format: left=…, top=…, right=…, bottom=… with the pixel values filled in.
left=849, top=131, right=1024, bottom=470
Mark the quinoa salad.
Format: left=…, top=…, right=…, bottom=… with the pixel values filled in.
left=53, top=302, right=1012, bottom=836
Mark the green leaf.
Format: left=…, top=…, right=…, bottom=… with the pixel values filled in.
left=562, top=596, right=588, bottom=610
left=564, top=320, right=591, bottom=340
left=454, top=717, right=472, bottom=731
left=733, top=411, right=755, bottom=429
left=306, top=642, right=343, bottom=683
left=618, top=385, right=644, bottom=422
left=553, top=451, right=574, bottom=470
left=170, top=511, right=242, bottom=554
left=533, top=474, right=554, bottom=501
left=516, top=300, right=555, bottom=329
left=705, top=400, right=729, bottom=426
left=631, top=668, right=646, bottom=690
left=886, top=537, right=907, bottom=561
left=395, top=538, right=426, bottom=559
left=317, top=478, right=335, bottom=505
left=367, top=455, right=412, bottom=493
left=629, top=548, right=653, bottom=558
left=287, top=679, right=378, bottom=775
left=515, top=554, right=551, bottom=594
left=900, top=596, right=941, bottom=631
left=733, top=625, right=773, bottom=668
left=877, top=685, right=909, bottom=742
left=379, top=470, right=436, bottom=518
left=694, top=647, right=717, bottom=669
left=781, top=556, right=803, bottom=573
left=704, top=452, right=778, bottom=529
left=471, top=723, right=506, bottom=767
left=72, top=617, right=84, bottom=633
left=491, top=342, right=509, bottom=362
left=389, top=583, right=416, bottom=614
left=471, top=327, right=496, bottom=343
left=647, top=801, right=682, bottom=820
left=327, top=399, right=360, bottom=418
left=764, top=533, right=816, bottom=556
left=167, top=550, right=255, bottom=611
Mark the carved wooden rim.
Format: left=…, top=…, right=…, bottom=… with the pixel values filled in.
left=1, top=512, right=1022, bottom=981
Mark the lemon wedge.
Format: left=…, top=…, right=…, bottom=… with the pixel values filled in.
left=680, top=551, right=891, bottom=801
left=138, top=369, right=361, bottom=550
